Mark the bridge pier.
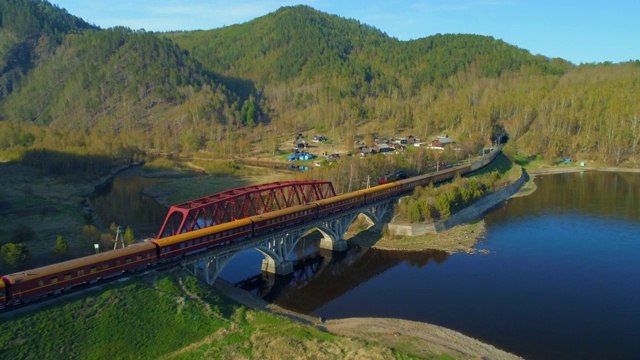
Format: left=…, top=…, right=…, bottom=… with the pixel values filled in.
left=261, top=258, right=293, bottom=275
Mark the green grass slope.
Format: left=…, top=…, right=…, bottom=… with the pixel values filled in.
left=0, top=271, right=420, bottom=359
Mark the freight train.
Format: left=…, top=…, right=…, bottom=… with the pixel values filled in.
left=0, top=148, right=500, bottom=310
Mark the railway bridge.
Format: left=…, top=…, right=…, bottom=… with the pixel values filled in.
left=154, top=180, right=397, bottom=285
left=181, top=198, right=396, bottom=285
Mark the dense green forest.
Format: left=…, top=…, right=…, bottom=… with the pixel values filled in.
left=0, top=1, right=639, bottom=169
left=0, top=0, right=96, bottom=97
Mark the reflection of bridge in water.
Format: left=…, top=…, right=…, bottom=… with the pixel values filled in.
left=234, top=243, right=450, bottom=314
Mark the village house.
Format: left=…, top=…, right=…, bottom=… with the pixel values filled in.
left=374, top=143, right=395, bottom=154
left=427, top=135, right=455, bottom=150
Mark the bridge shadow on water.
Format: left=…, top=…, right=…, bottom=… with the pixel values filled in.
left=234, top=231, right=450, bottom=314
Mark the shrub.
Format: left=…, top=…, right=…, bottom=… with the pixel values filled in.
left=143, top=157, right=175, bottom=173
left=53, top=235, right=69, bottom=255
left=1, top=242, right=29, bottom=266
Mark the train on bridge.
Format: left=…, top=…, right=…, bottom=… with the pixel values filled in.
left=1, top=149, right=500, bottom=310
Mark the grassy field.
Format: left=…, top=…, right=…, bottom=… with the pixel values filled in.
left=0, top=157, right=300, bottom=272
left=0, top=270, right=425, bottom=360
left=0, top=163, right=101, bottom=271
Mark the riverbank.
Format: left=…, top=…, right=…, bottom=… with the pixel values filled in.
left=369, top=164, right=640, bottom=253
left=347, top=220, right=487, bottom=253
left=367, top=166, right=526, bottom=254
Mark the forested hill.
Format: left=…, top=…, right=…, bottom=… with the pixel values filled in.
left=0, top=2, right=638, bottom=166
left=167, top=5, right=566, bottom=88
left=0, top=0, right=97, bottom=98
left=2, top=27, right=238, bottom=129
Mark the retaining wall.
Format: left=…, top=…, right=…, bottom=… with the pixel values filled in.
left=388, top=168, right=528, bottom=236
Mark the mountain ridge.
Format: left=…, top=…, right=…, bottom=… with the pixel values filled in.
left=0, top=1, right=638, bottom=167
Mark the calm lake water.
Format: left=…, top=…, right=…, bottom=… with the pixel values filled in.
left=88, top=166, right=168, bottom=238
left=96, top=170, right=640, bottom=360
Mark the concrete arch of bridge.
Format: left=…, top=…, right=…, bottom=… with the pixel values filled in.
left=289, top=209, right=383, bottom=253
left=356, top=210, right=382, bottom=231
left=203, top=250, right=248, bottom=284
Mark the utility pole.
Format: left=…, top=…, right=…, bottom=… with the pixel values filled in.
left=348, top=163, right=353, bottom=192
left=113, top=226, right=124, bottom=250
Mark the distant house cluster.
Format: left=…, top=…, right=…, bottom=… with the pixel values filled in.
left=288, top=133, right=338, bottom=165
left=288, top=131, right=459, bottom=165
left=354, top=135, right=423, bottom=157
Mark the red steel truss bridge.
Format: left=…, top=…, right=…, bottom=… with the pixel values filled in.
left=156, top=180, right=336, bottom=238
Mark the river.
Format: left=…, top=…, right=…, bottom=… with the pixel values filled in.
left=88, top=166, right=169, bottom=239
left=93, top=169, right=640, bottom=360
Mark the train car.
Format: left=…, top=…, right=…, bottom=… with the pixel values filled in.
left=397, top=164, right=472, bottom=193
left=470, top=159, right=484, bottom=171
left=314, top=191, right=365, bottom=216
left=250, top=203, right=318, bottom=233
left=153, top=218, right=253, bottom=260
left=397, top=172, right=435, bottom=192
left=361, top=182, right=402, bottom=203
left=471, top=147, right=502, bottom=171
left=0, top=280, right=6, bottom=309
left=2, top=241, right=157, bottom=305
left=431, top=165, right=469, bottom=182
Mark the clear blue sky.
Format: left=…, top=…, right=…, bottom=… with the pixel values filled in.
left=51, top=0, right=639, bottom=64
